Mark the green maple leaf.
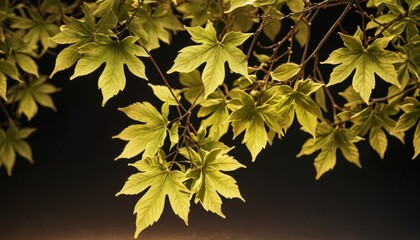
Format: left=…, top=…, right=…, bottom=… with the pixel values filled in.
left=168, top=21, right=252, bottom=98
left=114, top=102, right=169, bottom=160
left=182, top=148, right=245, bottom=217
left=0, top=59, right=20, bottom=100
left=2, top=32, right=39, bottom=77
left=179, top=70, right=204, bottom=104
left=117, top=152, right=190, bottom=238
left=50, top=5, right=118, bottom=77
left=350, top=104, right=403, bottom=159
left=275, top=79, right=324, bottom=138
left=70, top=34, right=148, bottom=106
left=10, top=7, right=59, bottom=52
left=225, top=0, right=257, bottom=13
left=297, top=123, right=363, bottom=180
left=0, top=123, right=35, bottom=176
left=393, top=97, right=420, bottom=159
left=198, top=91, right=230, bottom=138
left=129, top=3, right=183, bottom=51
left=322, top=29, right=402, bottom=103
left=7, top=75, right=59, bottom=121
left=230, top=5, right=258, bottom=33
left=176, top=0, right=211, bottom=26
left=270, top=62, right=301, bottom=82
left=148, top=84, right=181, bottom=106
left=227, top=89, right=283, bottom=161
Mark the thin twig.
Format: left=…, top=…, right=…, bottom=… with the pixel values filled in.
left=304, top=1, right=353, bottom=64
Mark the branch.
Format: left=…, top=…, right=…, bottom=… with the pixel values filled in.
left=147, top=52, right=187, bottom=115
left=304, top=1, right=353, bottom=64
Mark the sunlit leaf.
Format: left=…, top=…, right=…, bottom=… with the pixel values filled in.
left=114, top=102, right=168, bottom=159
left=168, top=21, right=252, bottom=98
left=182, top=148, right=245, bottom=217
left=117, top=152, right=190, bottom=238
left=323, top=30, right=402, bottom=103
left=297, top=123, right=363, bottom=179
left=71, top=34, right=148, bottom=106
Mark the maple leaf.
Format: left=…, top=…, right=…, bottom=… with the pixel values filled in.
left=270, top=62, right=302, bottom=82
left=7, top=75, right=60, bottom=120
left=117, top=152, right=190, bottom=238
left=227, top=89, right=283, bottom=161
left=198, top=91, right=230, bottom=138
left=10, top=7, right=59, bottom=52
left=297, top=123, right=363, bottom=180
left=179, top=70, right=204, bottom=104
left=274, top=79, right=324, bottom=138
left=70, top=34, right=148, bottom=106
left=148, top=84, right=181, bottom=106
left=322, top=29, right=402, bottom=103
left=225, top=0, right=257, bottom=13
left=114, top=102, right=169, bottom=160
left=0, top=123, right=35, bottom=176
left=350, top=104, right=403, bottom=159
left=168, top=21, right=252, bottom=98
left=2, top=32, right=39, bottom=77
left=181, top=148, right=245, bottom=218
left=0, top=59, right=20, bottom=100
left=50, top=5, right=118, bottom=77
left=176, top=0, right=211, bottom=26
left=129, top=3, right=183, bottom=51
left=393, top=97, right=420, bottom=159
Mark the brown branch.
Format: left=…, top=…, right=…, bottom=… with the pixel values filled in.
left=304, top=1, right=353, bottom=64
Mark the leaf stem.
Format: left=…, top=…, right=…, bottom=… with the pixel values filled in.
left=370, top=85, right=419, bottom=104
left=147, top=52, right=187, bottom=115
left=246, top=1, right=278, bottom=60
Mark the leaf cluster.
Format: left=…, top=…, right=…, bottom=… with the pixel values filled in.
left=2, top=0, right=419, bottom=238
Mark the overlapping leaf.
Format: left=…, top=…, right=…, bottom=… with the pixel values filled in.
left=198, top=91, right=230, bottom=138
left=168, top=21, right=252, bottom=98
left=227, top=89, right=283, bottom=160
left=350, top=104, right=403, bottom=159
left=117, top=152, right=190, bottom=238
left=182, top=148, right=245, bottom=217
left=0, top=59, right=20, bottom=100
left=393, top=97, right=420, bottom=159
left=114, top=102, right=168, bottom=160
left=129, top=3, right=183, bottom=51
left=274, top=79, right=324, bottom=138
left=0, top=124, right=35, bottom=176
left=322, top=29, right=402, bottom=103
left=70, top=34, right=148, bottom=106
left=297, top=123, right=363, bottom=179
left=176, top=0, right=211, bottom=26
left=50, top=5, right=117, bottom=77
left=10, top=7, right=59, bottom=52
left=1, top=33, right=39, bottom=77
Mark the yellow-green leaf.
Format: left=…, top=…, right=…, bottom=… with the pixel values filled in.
left=270, top=62, right=301, bottom=81
left=322, top=32, right=402, bottom=103
left=168, top=21, right=252, bottom=98
left=113, top=102, right=168, bottom=159
left=117, top=154, right=190, bottom=238
left=7, top=75, right=59, bottom=120
left=71, top=34, right=148, bottom=106
left=182, top=148, right=245, bottom=217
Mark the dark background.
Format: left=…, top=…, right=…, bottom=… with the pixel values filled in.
left=1, top=3, right=420, bottom=240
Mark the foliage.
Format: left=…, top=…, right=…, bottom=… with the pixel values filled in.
left=0, top=0, right=419, bottom=238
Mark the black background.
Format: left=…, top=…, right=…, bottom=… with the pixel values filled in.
left=1, top=3, right=420, bottom=240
